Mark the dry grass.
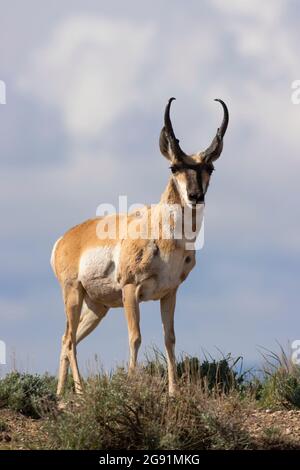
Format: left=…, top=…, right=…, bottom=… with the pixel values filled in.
left=1, top=349, right=300, bottom=450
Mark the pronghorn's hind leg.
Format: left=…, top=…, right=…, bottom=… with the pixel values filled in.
left=123, top=284, right=141, bottom=374
left=57, top=295, right=109, bottom=397
left=57, top=279, right=84, bottom=396
left=57, top=326, right=70, bottom=397
left=76, top=298, right=109, bottom=344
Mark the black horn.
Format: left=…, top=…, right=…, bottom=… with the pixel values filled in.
left=159, top=97, right=187, bottom=161
left=202, top=99, right=229, bottom=162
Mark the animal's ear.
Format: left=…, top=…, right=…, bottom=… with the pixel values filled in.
left=159, top=127, right=173, bottom=161
left=159, top=97, right=187, bottom=163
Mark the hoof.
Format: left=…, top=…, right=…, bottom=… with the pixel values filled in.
left=57, top=399, right=68, bottom=411
left=168, top=385, right=177, bottom=398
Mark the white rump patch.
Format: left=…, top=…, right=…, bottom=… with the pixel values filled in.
left=50, top=236, right=62, bottom=276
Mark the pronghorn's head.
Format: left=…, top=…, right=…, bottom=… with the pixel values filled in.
left=159, top=97, right=229, bottom=207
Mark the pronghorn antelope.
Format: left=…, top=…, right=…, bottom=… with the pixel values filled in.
left=51, top=97, right=229, bottom=396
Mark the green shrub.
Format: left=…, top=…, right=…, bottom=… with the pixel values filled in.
left=42, top=368, right=252, bottom=450
left=259, top=369, right=300, bottom=409
left=176, top=354, right=245, bottom=393
left=282, top=374, right=300, bottom=407
left=144, top=350, right=245, bottom=394
left=0, top=420, right=9, bottom=433
left=0, top=372, right=57, bottom=418
left=258, top=346, right=300, bottom=409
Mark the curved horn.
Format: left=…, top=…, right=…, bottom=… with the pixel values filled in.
left=202, top=99, right=229, bottom=162
left=159, top=97, right=187, bottom=161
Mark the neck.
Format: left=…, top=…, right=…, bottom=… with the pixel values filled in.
left=158, top=176, right=204, bottom=244
left=159, top=177, right=183, bottom=206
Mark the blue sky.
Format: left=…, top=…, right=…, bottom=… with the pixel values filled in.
left=0, top=0, right=299, bottom=375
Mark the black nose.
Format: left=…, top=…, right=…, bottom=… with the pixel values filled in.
left=188, top=192, right=204, bottom=204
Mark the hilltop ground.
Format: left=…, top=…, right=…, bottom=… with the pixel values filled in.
left=0, top=350, right=300, bottom=450
left=1, top=407, right=300, bottom=450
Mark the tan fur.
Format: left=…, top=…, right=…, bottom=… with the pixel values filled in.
left=52, top=175, right=201, bottom=397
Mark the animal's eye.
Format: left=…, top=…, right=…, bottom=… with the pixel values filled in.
left=170, top=166, right=178, bottom=174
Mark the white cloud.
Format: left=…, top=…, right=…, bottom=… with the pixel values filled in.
left=17, top=6, right=300, bottom=154
left=18, top=16, right=155, bottom=139
left=11, top=7, right=300, bottom=256
left=211, top=0, right=284, bottom=24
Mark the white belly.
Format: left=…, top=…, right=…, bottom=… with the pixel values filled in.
left=78, top=243, right=195, bottom=306
left=78, top=245, right=122, bottom=307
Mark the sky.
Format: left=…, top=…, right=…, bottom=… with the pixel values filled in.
left=0, top=0, right=299, bottom=375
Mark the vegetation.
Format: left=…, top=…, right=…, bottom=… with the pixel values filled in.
left=1, top=347, right=300, bottom=450
left=0, top=372, right=57, bottom=418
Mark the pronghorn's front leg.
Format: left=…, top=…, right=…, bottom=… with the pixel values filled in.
left=161, top=289, right=177, bottom=396
left=123, top=284, right=141, bottom=374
